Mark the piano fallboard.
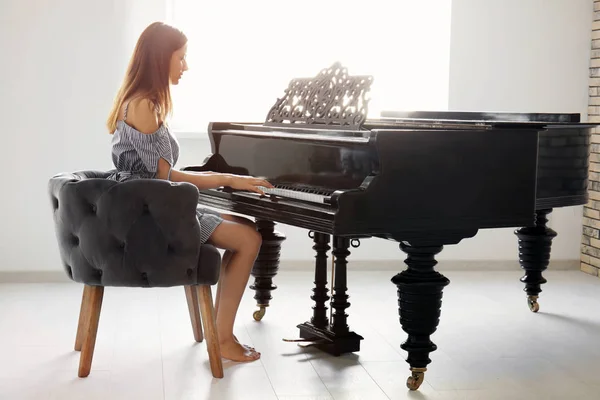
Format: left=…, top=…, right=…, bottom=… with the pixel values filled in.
left=197, top=188, right=337, bottom=234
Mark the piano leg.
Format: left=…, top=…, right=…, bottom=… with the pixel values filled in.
left=296, top=236, right=364, bottom=355
left=392, top=242, right=449, bottom=391
left=309, top=231, right=331, bottom=329
left=250, top=219, right=286, bottom=321
left=514, top=208, right=556, bottom=313
left=330, top=237, right=352, bottom=334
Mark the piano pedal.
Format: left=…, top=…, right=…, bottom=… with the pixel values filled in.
left=297, top=341, right=327, bottom=348
left=282, top=337, right=328, bottom=348
left=282, top=338, right=315, bottom=343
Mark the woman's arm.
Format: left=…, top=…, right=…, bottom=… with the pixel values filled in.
left=186, top=170, right=220, bottom=176
left=156, top=158, right=232, bottom=189
left=126, top=98, right=272, bottom=194
left=155, top=151, right=272, bottom=194
left=165, top=162, right=271, bottom=194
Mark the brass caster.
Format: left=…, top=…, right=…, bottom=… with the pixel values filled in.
left=527, top=296, right=539, bottom=313
left=253, top=306, right=266, bottom=321
left=406, top=367, right=426, bottom=391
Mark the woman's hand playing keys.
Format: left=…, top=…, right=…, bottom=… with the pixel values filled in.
left=228, top=175, right=274, bottom=195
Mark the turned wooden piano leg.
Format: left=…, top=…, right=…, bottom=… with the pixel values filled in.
left=330, top=237, right=351, bottom=336
left=392, top=243, right=449, bottom=391
left=514, top=208, right=556, bottom=313
left=250, top=219, right=286, bottom=321
left=309, top=231, right=331, bottom=329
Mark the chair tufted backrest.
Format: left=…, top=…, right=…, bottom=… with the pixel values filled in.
left=48, top=170, right=219, bottom=288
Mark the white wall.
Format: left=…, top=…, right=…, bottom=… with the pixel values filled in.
left=446, top=0, right=593, bottom=262
left=0, top=0, right=593, bottom=273
left=0, top=0, right=167, bottom=272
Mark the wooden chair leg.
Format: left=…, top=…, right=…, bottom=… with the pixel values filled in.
left=74, top=285, right=91, bottom=351
left=78, top=285, right=104, bottom=378
left=196, top=285, right=223, bottom=378
left=184, top=285, right=204, bottom=342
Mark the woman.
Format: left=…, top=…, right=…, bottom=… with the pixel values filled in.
left=106, top=21, right=268, bottom=362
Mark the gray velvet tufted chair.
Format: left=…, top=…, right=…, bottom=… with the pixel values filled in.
left=48, top=170, right=224, bottom=379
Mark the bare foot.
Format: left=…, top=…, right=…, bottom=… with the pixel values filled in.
left=234, top=335, right=255, bottom=351
left=220, top=339, right=261, bottom=362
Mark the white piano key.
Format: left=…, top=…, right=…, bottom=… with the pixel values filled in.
left=257, top=186, right=329, bottom=204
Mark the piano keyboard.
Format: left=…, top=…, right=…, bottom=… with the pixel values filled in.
left=256, top=186, right=331, bottom=204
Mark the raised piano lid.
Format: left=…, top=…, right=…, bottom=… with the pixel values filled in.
left=375, top=110, right=600, bottom=129
left=379, top=110, right=581, bottom=123
left=215, top=121, right=372, bottom=139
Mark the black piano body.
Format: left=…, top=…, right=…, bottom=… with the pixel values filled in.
left=189, top=119, right=543, bottom=240
left=182, top=63, right=596, bottom=390
left=191, top=111, right=593, bottom=235
left=184, top=113, right=594, bottom=388
left=379, top=110, right=592, bottom=210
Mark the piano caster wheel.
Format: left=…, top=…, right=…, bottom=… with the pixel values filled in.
left=406, top=368, right=426, bottom=391
left=253, top=306, right=266, bottom=321
left=527, top=296, right=539, bottom=313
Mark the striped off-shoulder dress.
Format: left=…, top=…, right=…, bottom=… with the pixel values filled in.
left=107, top=102, right=223, bottom=244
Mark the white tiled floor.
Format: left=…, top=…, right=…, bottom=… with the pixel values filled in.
left=1, top=269, right=600, bottom=399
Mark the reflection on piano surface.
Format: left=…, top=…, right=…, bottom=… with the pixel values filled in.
left=183, top=62, right=597, bottom=390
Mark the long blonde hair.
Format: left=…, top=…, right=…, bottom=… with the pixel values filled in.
left=106, top=22, right=187, bottom=133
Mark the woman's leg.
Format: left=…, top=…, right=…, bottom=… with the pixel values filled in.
left=215, top=215, right=256, bottom=315
left=214, top=215, right=257, bottom=350
left=215, top=249, right=256, bottom=352
left=208, top=217, right=262, bottom=362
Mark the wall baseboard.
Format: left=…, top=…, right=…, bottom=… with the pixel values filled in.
left=0, top=259, right=580, bottom=284
left=280, top=259, right=579, bottom=272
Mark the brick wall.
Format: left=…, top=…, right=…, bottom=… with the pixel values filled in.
left=581, top=0, right=600, bottom=277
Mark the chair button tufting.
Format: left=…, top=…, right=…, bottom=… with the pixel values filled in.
left=65, top=264, right=73, bottom=279
left=90, top=204, right=97, bottom=213
left=141, top=272, right=148, bottom=280
left=143, top=204, right=149, bottom=213
left=72, top=235, right=79, bottom=246
left=187, top=269, right=193, bottom=277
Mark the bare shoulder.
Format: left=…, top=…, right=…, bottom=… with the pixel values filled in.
left=126, top=97, right=160, bottom=134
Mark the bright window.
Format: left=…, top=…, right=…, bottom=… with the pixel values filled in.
left=167, top=0, right=452, bottom=136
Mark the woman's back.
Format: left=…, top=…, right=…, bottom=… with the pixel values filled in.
left=109, top=98, right=179, bottom=181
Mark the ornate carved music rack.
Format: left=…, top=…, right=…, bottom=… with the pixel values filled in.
left=265, top=62, right=374, bottom=131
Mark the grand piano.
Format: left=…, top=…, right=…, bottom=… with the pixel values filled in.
left=183, top=63, right=595, bottom=390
